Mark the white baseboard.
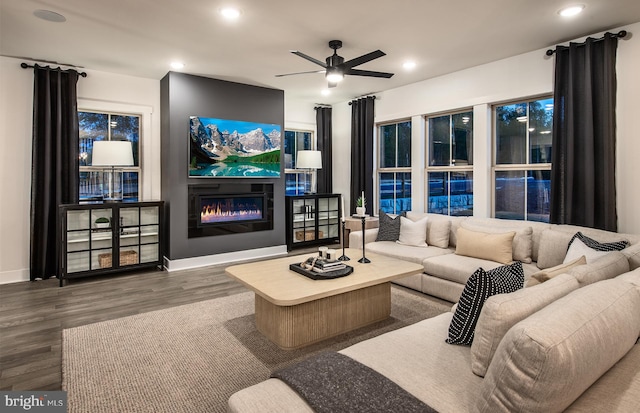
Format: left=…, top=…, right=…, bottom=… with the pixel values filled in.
left=163, top=245, right=288, bottom=272
left=0, top=268, right=30, bottom=284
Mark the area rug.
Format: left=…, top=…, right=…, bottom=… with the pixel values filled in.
left=62, top=287, right=451, bottom=413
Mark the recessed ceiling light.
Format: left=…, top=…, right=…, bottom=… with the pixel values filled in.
left=558, top=5, right=585, bottom=17
left=402, top=61, right=416, bottom=70
left=170, top=62, right=185, bottom=70
left=321, top=89, right=331, bottom=96
left=220, top=7, right=241, bottom=20
left=33, top=9, right=66, bottom=22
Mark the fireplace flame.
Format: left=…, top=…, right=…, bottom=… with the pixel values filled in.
left=201, top=200, right=262, bottom=223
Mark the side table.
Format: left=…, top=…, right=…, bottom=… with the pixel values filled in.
left=344, top=216, right=379, bottom=247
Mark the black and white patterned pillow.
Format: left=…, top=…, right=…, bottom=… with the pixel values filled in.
left=568, top=232, right=629, bottom=252
left=375, top=210, right=406, bottom=242
left=446, top=261, right=524, bottom=346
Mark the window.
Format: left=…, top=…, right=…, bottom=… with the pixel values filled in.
left=378, top=121, right=411, bottom=214
left=426, top=110, right=473, bottom=216
left=284, top=129, right=313, bottom=195
left=494, top=97, right=553, bottom=222
left=79, top=111, right=141, bottom=202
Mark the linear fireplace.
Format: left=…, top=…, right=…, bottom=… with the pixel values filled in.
left=189, top=184, right=274, bottom=238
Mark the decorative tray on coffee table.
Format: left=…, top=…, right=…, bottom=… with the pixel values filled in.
left=289, top=263, right=354, bottom=280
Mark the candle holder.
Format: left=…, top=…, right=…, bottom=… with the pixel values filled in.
left=338, top=220, right=350, bottom=261
left=358, top=215, right=371, bottom=263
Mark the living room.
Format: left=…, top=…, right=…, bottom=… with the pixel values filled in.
left=1, top=1, right=640, bottom=412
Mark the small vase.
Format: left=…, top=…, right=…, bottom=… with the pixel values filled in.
left=355, top=207, right=366, bottom=216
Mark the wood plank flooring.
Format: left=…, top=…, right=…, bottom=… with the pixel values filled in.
left=0, top=264, right=251, bottom=391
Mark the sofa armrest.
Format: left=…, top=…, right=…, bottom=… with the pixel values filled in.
left=349, top=228, right=379, bottom=249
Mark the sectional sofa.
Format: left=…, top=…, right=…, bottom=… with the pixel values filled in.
left=228, top=214, right=640, bottom=412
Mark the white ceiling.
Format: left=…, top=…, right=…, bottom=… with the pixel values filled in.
left=2, top=0, right=640, bottom=104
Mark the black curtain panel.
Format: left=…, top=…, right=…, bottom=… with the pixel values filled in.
left=315, top=106, right=333, bottom=193
left=350, top=96, right=375, bottom=215
left=30, top=65, right=80, bottom=280
left=550, top=33, right=619, bottom=231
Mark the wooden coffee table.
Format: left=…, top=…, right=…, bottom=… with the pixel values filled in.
left=225, top=248, right=424, bottom=349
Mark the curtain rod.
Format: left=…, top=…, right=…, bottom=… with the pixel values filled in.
left=545, top=30, right=628, bottom=56
left=20, top=62, right=88, bottom=77
left=348, top=95, right=376, bottom=105
left=314, top=105, right=331, bottom=109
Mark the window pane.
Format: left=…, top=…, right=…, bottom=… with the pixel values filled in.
left=123, top=172, right=139, bottom=202
left=450, top=171, right=473, bottom=216
left=379, top=172, right=395, bottom=214
left=397, top=121, right=411, bottom=167
left=111, top=115, right=140, bottom=166
left=529, top=98, right=553, bottom=164
left=495, top=170, right=525, bottom=220
left=396, top=172, right=412, bottom=213
left=284, top=130, right=295, bottom=169
left=427, top=172, right=447, bottom=215
left=380, top=124, right=397, bottom=168
left=452, top=112, right=473, bottom=166
left=496, top=103, right=527, bottom=164
left=527, top=170, right=551, bottom=222
left=429, top=115, right=450, bottom=166
left=79, top=112, right=108, bottom=166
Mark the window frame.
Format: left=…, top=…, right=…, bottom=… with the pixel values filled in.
left=492, top=95, right=553, bottom=222
left=78, top=109, right=142, bottom=202
left=376, top=119, right=412, bottom=215
left=424, top=109, right=474, bottom=216
left=284, top=128, right=315, bottom=196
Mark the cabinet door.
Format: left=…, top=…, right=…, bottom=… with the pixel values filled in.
left=317, top=196, right=340, bottom=240
left=90, top=208, right=114, bottom=270
left=139, top=206, right=160, bottom=263
left=291, top=198, right=316, bottom=244
left=119, top=207, right=140, bottom=267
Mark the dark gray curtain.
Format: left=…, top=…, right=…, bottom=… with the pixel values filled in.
left=30, top=65, right=80, bottom=280
left=550, top=33, right=618, bottom=231
left=350, top=97, right=375, bottom=215
left=315, top=106, right=332, bottom=193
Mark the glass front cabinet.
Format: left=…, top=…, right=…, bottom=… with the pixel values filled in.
left=286, top=194, right=341, bottom=250
left=59, top=201, right=163, bottom=286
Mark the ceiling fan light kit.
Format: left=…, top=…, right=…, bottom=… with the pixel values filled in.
left=277, top=40, right=394, bottom=88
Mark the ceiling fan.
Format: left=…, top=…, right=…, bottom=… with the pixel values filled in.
left=276, top=40, right=394, bottom=88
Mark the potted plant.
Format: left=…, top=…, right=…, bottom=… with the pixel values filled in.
left=355, top=196, right=366, bottom=216
left=95, top=216, right=110, bottom=228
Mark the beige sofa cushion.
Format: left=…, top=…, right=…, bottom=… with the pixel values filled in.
left=568, top=251, right=630, bottom=286
left=455, top=227, right=515, bottom=265
left=537, top=228, right=574, bottom=269
left=423, top=254, right=538, bottom=286
left=462, top=221, right=533, bottom=263
left=622, top=242, right=640, bottom=270
left=366, top=241, right=452, bottom=265
left=470, top=273, right=580, bottom=377
left=526, top=255, right=586, bottom=287
left=477, top=278, right=640, bottom=413
left=406, top=212, right=452, bottom=248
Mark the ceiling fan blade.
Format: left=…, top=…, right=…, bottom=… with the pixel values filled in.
left=275, top=70, right=325, bottom=77
left=342, top=50, right=386, bottom=69
left=345, top=68, right=394, bottom=78
left=291, top=51, right=327, bottom=68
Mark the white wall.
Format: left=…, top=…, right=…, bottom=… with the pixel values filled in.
left=333, top=22, right=640, bottom=235
left=0, top=56, right=161, bottom=283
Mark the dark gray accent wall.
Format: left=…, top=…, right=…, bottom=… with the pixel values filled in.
left=160, top=72, right=285, bottom=260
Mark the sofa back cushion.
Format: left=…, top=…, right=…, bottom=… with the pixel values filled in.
left=455, top=227, right=515, bottom=265
left=622, top=242, right=640, bottom=270
left=568, top=251, right=629, bottom=286
left=470, top=273, right=580, bottom=377
left=406, top=212, right=451, bottom=248
left=462, top=221, right=533, bottom=263
left=477, top=278, right=640, bottom=413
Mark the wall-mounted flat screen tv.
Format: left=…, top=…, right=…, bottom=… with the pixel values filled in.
left=189, top=116, right=281, bottom=177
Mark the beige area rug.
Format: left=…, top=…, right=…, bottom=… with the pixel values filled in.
left=63, top=287, right=451, bottom=413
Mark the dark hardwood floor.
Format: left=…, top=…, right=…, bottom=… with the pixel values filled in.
left=0, top=263, right=259, bottom=391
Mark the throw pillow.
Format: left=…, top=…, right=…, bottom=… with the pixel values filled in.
left=446, top=261, right=524, bottom=346
left=397, top=216, right=429, bottom=247
left=375, top=211, right=404, bottom=242
left=461, top=222, right=533, bottom=263
left=427, top=218, right=452, bottom=249
left=455, top=227, right=516, bottom=265
left=563, top=232, right=629, bottom=264
left=526, top=255, right=587, bottom=287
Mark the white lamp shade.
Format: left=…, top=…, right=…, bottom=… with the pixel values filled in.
left=92, top=141, right=134, bottom=166
left=296, top=150, right=322, bottom=169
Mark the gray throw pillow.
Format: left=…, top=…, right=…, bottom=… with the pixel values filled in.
left=375, top=210, right=405, bottom=242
